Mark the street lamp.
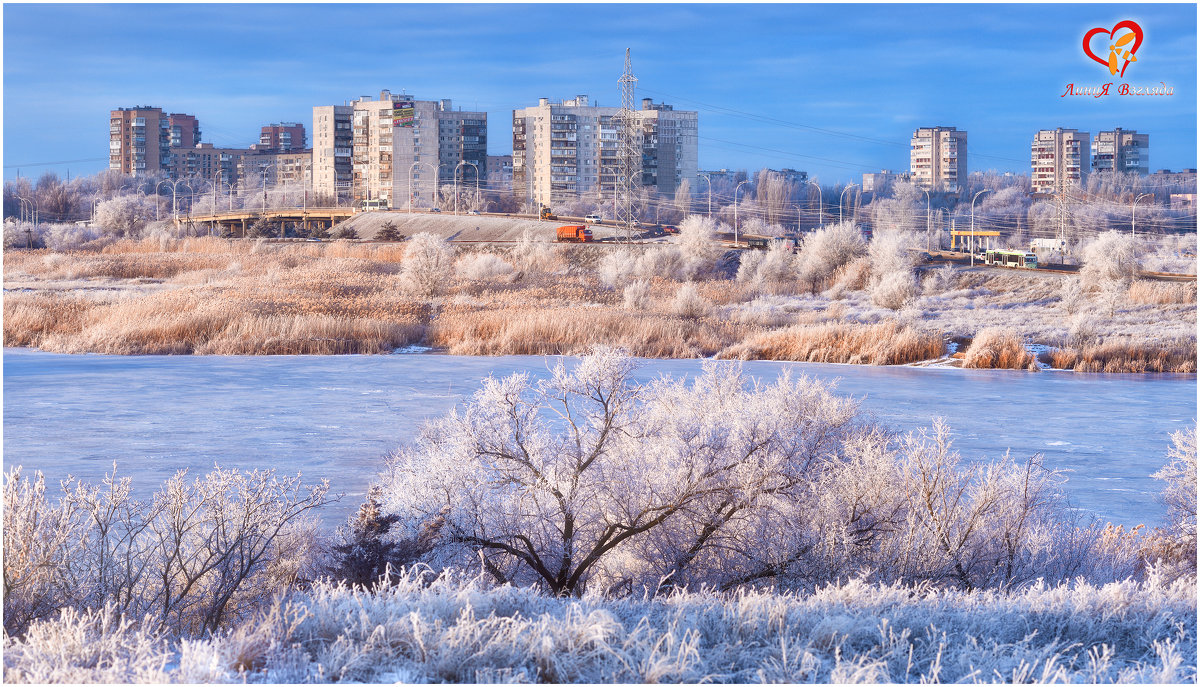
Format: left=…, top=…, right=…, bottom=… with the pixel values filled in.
left=734, top=179, right=749, bottom=245
left=699, top=173, right=712, bottom=218
left=919, top=187, right=931, bottom=251
left=839, top=183, right=858, bottom=225
left=419, top=162, right=442, bottom=211
left=806, top=180, right=822, bottom=229
left=970, top=188, right=991, bottom=266
left=1132, top=193, right=1152, bottom=237
left=454, top=160, right=478, bottom=215
left=792, top=204, right=803, bottom=234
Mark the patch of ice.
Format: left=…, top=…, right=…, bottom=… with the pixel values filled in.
left=392, top=344, right=433, bottom=354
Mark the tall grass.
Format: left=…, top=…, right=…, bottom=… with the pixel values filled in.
left=5, top=569, right=1194, bottom=683
left=1050, top=338, right=1198, bottom=374
left=719, top=321, right=944, bottom=365
left=963, top=328, right=1037, bottom=370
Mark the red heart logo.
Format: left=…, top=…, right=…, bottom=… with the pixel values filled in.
left=1083, top=21, right=1143, bottom=78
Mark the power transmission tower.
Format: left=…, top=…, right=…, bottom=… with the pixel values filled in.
left=615, top=48, right=641, bottom=242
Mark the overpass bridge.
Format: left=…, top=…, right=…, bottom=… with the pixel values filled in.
left=183, top=207, right=357, bottom=237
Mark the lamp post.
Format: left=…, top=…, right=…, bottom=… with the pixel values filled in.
left=699, top=173, right=712, bottom=218
left=454, top=160, right=478, bottom=215
left=16, top=195, right=34, bottom=248
left=1132, top=193, right=1152, bottom=237
left=419, top=162, right=442, bottom=211
left=408, top=162, right=422, bottom=213
left=839, top=183, right=857, bottom=225
left=792, top=204, right=803, bottom=234
left=970, top=188, right=991, bottom=266
left=806, top=180, right=822, bottom=229
left=919, top=187, right=931, bottom=252
left=734, top=179, right=749, bottom=246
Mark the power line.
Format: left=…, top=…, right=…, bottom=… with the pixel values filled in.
left=4, top=157, right=109, bottom=169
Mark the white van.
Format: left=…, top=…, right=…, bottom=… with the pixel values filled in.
left=584, top=214, right=602, bottom=224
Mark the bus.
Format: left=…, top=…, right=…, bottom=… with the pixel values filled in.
left=984, top=249, right=1038, bottom=269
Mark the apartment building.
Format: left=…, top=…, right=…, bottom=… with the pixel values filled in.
left=109, top=106, right=172, bottom=176
left=1149, top=168, right=1197, bottom=187
left=862, top=169, right=911, bottom=194
left=910, top=127, right=967, bottom=192
left=259, top=122, right=306, bottom=152
left=167, top=114, right=201, bottom=149
left=312, top=91, right=487, bottom=208
left=238, top=149, right=313, bottom=187
left=1092, top=128, right=1149, bottom=175
left=1031, top=128, right=1090, bottom=193
left=312, top=105, right=353, bottom=202
left=512, top=95, right=698, bottom=208
left=487, top=155, right=514, bottom=191
left=167, top=143, right=247, bottom=187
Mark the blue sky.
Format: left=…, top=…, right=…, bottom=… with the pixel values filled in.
left=3, top=3, right=1196, bottom=183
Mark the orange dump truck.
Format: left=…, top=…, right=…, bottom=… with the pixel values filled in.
left=556, top=225, right=594, bottom=243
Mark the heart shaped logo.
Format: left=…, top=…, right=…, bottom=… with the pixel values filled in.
left=1083, top=21, right=1143, bottom=77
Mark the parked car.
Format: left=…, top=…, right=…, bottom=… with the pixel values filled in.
left=469, top=209, right=481, bottom=216
left=584, top=213, right=602, bottom=224
left=429, top=208, right=441, bottom=213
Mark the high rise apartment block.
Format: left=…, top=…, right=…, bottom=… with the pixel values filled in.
left=110, top=107, right=172, bottom=176
left=168, top=143, right=246, bottom=187
left=512, top=95, right=698, bottom=208
left=1092, top=128, right=1149, bottom=176
left=1031, top=128, right=1090, bottom=193
left=312, top=91, right=486, bottom=207
left=910, top=127, right=967, bottom=192
left=259, top=123, right=306, bottom=152
left=167, top=114, right=201, bottom=149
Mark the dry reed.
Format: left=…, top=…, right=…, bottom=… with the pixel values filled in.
left=718, top=321, right=944, bottom=365
left=962, top=328, right=1038, bottom=370
left=1127, top=280, right=1197, bottom=306
left=1050, top=339, right=1197, bottom=374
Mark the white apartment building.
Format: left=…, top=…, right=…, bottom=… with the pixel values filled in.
left=312, top=91, right=486, bottom=208
left=512, top=95, right=698, bottom=209
left=910, top=127, right=967, bottom=192
left=1031, top=128, right=1090, bottom=193
left=1092, top=128, right=1149, bottom=176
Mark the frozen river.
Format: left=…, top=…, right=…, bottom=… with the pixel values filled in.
left=3, top=349, right=1195, bottom=528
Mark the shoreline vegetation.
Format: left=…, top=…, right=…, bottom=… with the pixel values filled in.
left=4, top=349, right=1196, bottom=682
left=3, top=227, right=1196, bottom=373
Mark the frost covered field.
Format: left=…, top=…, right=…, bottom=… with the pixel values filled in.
left=4, top=571, right=1195, bottom=683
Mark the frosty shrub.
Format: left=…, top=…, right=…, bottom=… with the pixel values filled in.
left=622, top=280, right=652, bottom=310
left=377, top=349, right=861, bottom=596
left=675, top=215, right=723, bottom=277
left=921, top=264, right=956, bottom=295
left=455, top=253, right=513, bottom=281
left=375, top=220, right=403, bottom=242
left=867, top=230, right=916, bottom=280
left=1068, top=313, right=1100, bottom=347
left=1059, top=276, right=1086, bottom=314
left=870, top=269, right=917, bottom=310
left=634, top=246, right=688, bottom=281
left=1080, top=230, right=1140, bottom=288
left=400, top=232, right=453, bottom=298
left=327, top=486, right=437, bottom=589
left=3, top=220, right=45, bottom=249
left=795, top=222, right=865, bottom=291
left=671, top=282, right=711, bottom=319
left=1154, top=425, right=1197, bottom=546
left=597, top=250, right=637, bottom=288
left=736, top=243, right=796, bottom=293
left=512, top=228, right=556, bottom=273
left=2, top=465, right=331, bottom=638
left=94, top=194, right=158, bottom=238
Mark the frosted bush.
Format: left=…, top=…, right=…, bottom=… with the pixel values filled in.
left=870, top=270, right=916, bottom=310
left=737, top=243, right=796, bottom=292
left=513, top=228, right=556, bottom=273
left=868, top=230, right=916, bottom=279
left=1154, top=425, right=1197, bottom=542
left=93, top=194, right=158, bottom=238
left=1059, top=277, right=1086, bottom=314
left=597, top=250, right=637, bottom=288
left=796, top=222, right=865, bottom=290
left=671, top=282, right=711, bottom=319
left=1080, top=230, right=1140, bottom=288
left=623, top=280, right=652, bottom=310
left=400, top=232, right=453, bottom=297
left=455, top=253, right=513, bottom=281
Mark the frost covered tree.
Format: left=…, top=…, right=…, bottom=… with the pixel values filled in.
left=93, top=194, right=159, bottom=238
left=1080, top=230, right=1141, bottom=287
left=400, top=232, right=453, bottom=297
left=377, top=349, right=861, bottom=596
left=795, top=221, right=866, bottom=292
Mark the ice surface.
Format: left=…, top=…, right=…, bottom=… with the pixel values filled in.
left=3, top=349, right=1194, bottom=527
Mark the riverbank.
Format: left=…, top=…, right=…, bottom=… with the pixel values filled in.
left=3, top=236, right=1195, bottom=372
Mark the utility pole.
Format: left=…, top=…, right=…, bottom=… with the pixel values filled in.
left=616, top=48, right=641, bottom=242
